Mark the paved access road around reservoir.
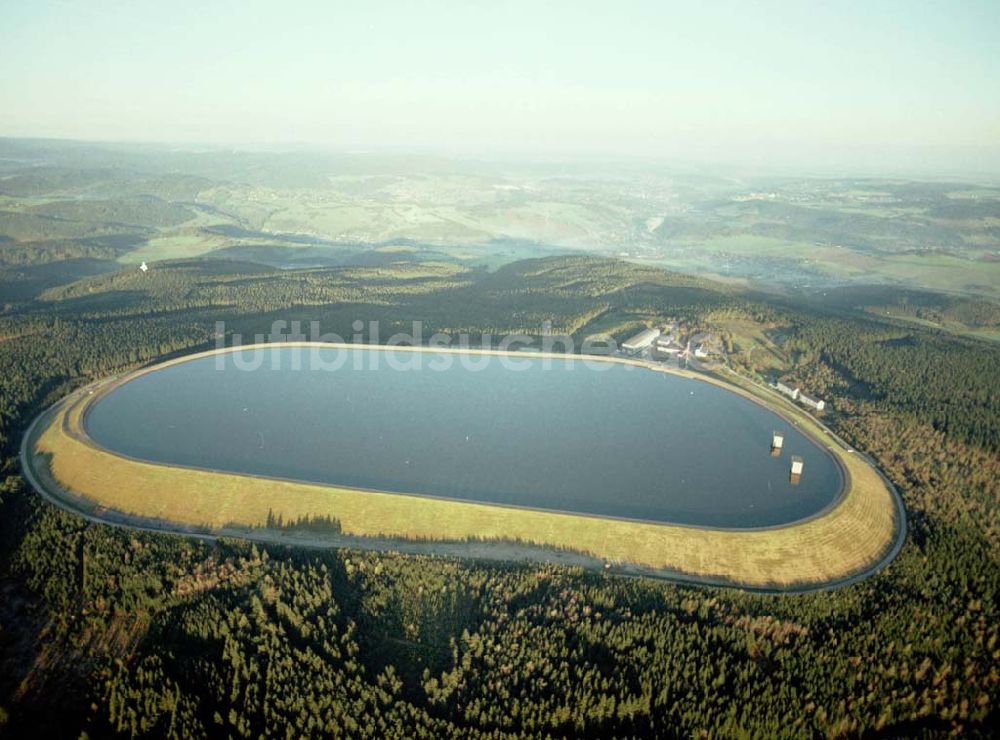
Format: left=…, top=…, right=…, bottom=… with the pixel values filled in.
left=20, top=343, right=908, bottom=593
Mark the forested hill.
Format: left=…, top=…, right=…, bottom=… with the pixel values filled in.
left=0, top=255, right=997, bottom=736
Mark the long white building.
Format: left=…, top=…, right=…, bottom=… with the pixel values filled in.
left=775, top=382, right=800, bottom=400
left=799, top=394, right=826, bottom=411
left=622, top=327, right=661, bottom=351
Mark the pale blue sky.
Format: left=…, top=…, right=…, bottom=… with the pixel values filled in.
left=1, top=0, right=997, bottom=174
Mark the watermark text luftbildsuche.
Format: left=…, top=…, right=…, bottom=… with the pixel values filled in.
left=213, top=320, right=632, bottom=372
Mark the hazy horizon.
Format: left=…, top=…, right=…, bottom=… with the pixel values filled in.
left=2, top=0, right=999, bottom=177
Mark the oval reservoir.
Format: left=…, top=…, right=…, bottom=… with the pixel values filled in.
left=84, top=346, right=843, bottom=529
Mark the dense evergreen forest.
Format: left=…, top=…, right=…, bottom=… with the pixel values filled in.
left=0, top=255, right=997, bottom=737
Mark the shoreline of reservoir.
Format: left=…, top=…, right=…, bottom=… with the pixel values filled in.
left=81, top=342, right=846, bottom=531
left=21, top=341, right=907, bottom=591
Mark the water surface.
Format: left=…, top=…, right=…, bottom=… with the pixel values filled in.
left=85, top=347, right=842, bottom=528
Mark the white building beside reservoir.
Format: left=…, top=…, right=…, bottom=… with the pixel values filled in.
left=772, top=380, right=826, bottom=412
left=622, top=327, right=661, bottom=352
left=799, top=394, right=826, bottom=411
left=775, top=381, right=799, bottom=400
left=654, top=336, right=683, bottom=355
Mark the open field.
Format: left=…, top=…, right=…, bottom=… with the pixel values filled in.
left=118, top=230, right=231, bottom=263
left=28, top=343, right=903, bottom=590
left=642, top=239, right=1000, bottom=297
left=4, top=140, right=999, bottom=304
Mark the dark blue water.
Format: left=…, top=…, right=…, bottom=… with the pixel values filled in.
left=85, top=347, right=842, bottom=528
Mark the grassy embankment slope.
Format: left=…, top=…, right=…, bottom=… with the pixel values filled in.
left=31, top=345, right=900, bottom=590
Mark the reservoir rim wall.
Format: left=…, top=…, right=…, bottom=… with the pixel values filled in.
left=75, top=341, right=850, bottom=533
left=19, top=383, right=908, bottom=595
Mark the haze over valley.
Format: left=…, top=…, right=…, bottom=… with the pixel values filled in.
left=2, top=139, right=999, bottom=312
